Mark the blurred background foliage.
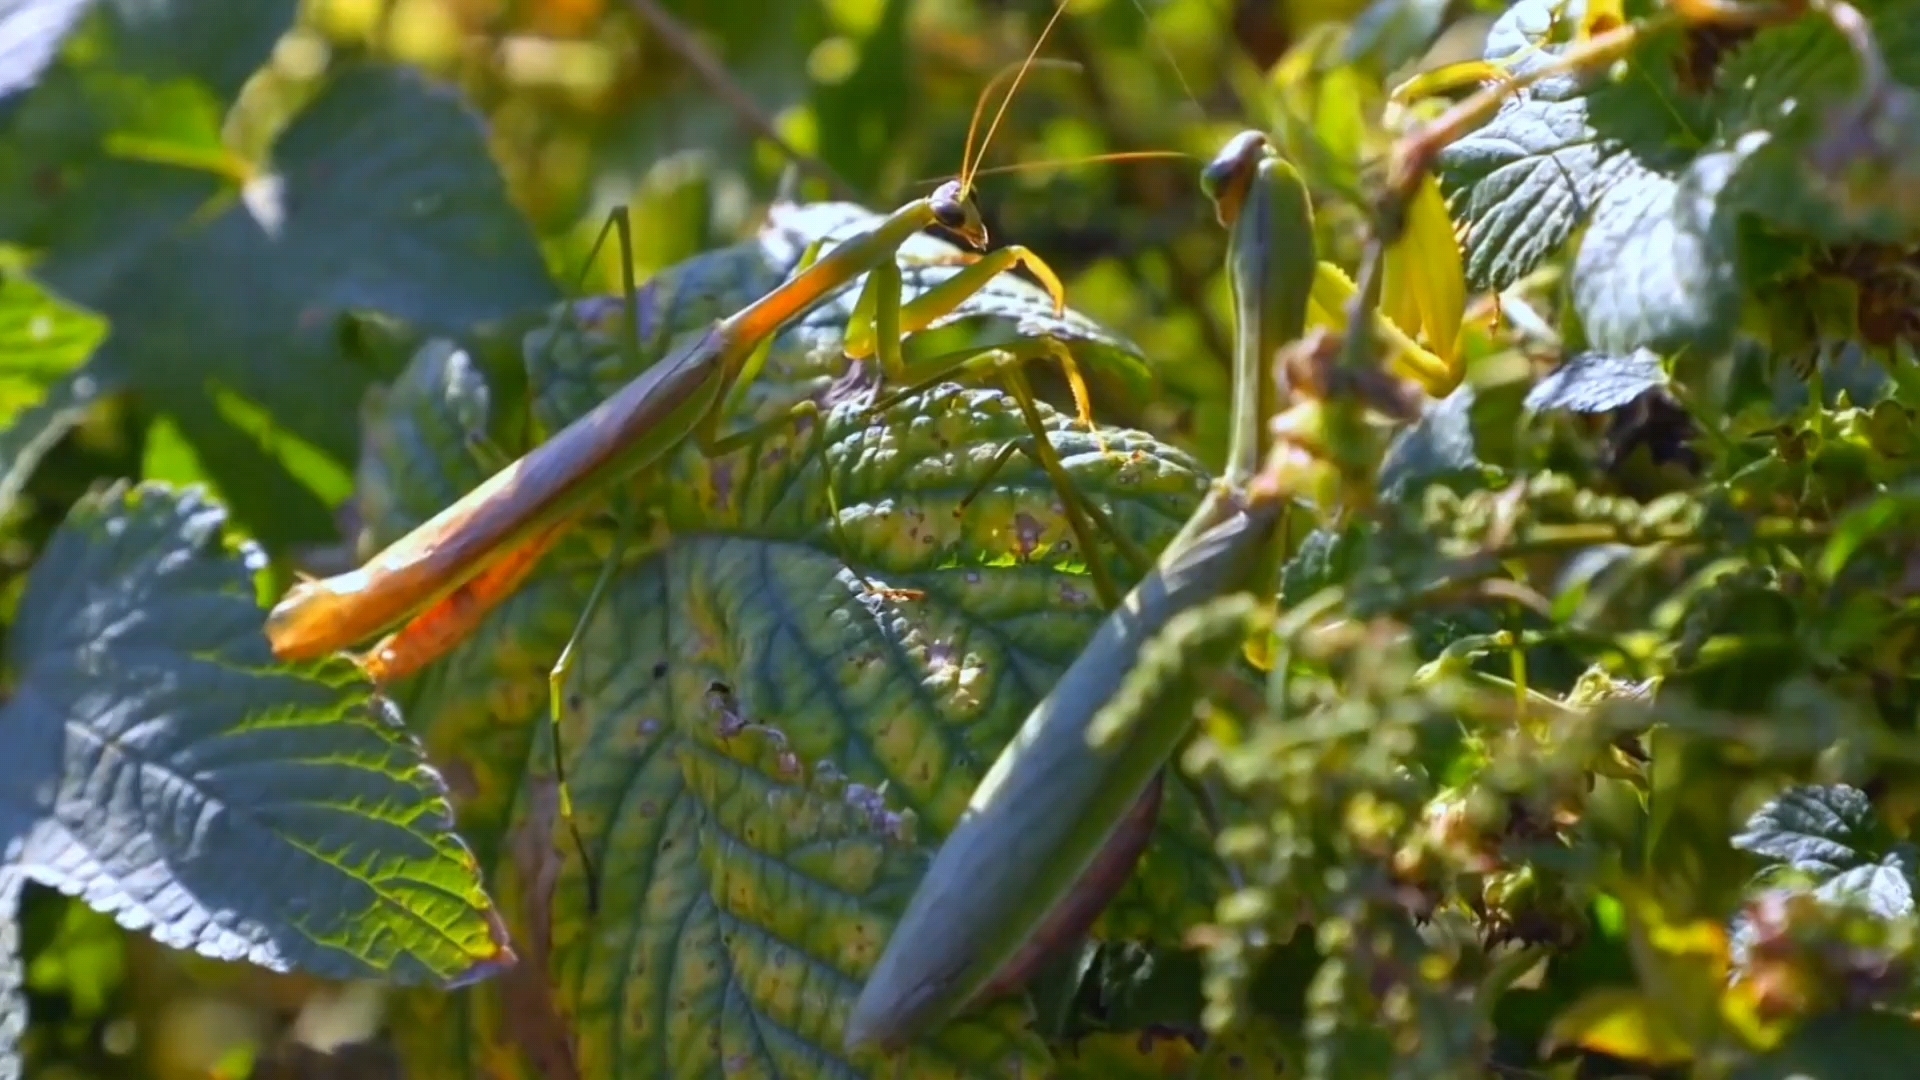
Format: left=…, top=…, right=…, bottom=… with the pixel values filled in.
left=5, top=0, right=1494, bottom=1076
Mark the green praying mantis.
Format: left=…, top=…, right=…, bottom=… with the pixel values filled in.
left=845, top=123, right=1463, bottom=1049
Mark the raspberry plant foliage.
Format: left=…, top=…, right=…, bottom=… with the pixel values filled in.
left=3, top=0, right=1920, bottom=1077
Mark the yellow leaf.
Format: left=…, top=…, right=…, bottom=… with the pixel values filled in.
left=1544, top=989, right=1696, bottom=1067
left=1389, top=61, right=1510, bottom=106
left=1056, top=1022, right=1294, bottom=1080
left=1305, top=261, right=1458, bottom=396
left=1314, top=65, right=1372, bottom=175
left=1581, top=0, right=1626, bottom=37
left=1381, top=172, right=1467, bottom=367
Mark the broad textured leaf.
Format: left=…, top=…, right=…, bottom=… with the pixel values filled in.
left=353, top=337, right=499, bottom=559
left=0, top=0, right=296, bottom=107
left=1437, top=90, right=1624, bottom=291
left=1436, top=0, right=1709, bottom=294
left=0, top=483, right=511, bottom=988
left=1733, top=784, right=1887, bottom=873
left=1813, top=852, right=1917, bottom=918
left=1280, top=526, right=1365, bottom=607
left=1717, top=0, right=1920, bottom=244
left=0, top=266, right=106, bottom=515
left=1434, top=0, right=1676, bottom=291
left=0, top=364, right=112, bottom=519
left=1379, top=385, right=1480, bottom=501
left=1570, top=151, right=1742, bottom=356
left=83, top=0, right=297, bottom=103
left=371, top=207, right=1218, bottom=1077
left=1525, top=349, right=1666, bottom=414
left=12, top=61, right=554, bottom=545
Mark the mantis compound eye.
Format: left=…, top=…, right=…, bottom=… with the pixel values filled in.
left=930, top=183, right=970, bottom=231
left=1200, top=130, right=1273, bottom=226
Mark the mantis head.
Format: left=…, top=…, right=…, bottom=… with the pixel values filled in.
left=1200, top=129, right=1275, bottom=228
left=928, top=179, right=990, bottom=249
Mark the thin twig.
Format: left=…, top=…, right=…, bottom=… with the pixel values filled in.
left=625, top=0, right=862, bottom=202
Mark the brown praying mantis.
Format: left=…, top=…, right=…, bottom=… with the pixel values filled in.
left=264, top=0, right=1192, bottom=904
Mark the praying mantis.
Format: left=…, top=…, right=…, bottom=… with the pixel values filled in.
left=847, top=125, right=1463, bottom=1049
left=263, top=0, right=1185, bottom=897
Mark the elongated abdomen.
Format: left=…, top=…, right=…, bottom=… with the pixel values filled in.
left=266, top=329, right=725, bottom=660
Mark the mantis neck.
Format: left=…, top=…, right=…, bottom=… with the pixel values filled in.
left=722, top=198, right=939, bottom=351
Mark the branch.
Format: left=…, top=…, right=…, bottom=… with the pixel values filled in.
left=625, top=0, right=862, bottom=203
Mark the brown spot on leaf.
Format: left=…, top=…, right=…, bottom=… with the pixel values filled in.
left=1013, top=512, right=1043, bottom=560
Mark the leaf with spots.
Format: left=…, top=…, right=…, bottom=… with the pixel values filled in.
left=368, top=205, right=1222, bottom=1077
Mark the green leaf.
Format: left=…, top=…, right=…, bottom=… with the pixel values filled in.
left=16, top=62, right=554, bottom=545
left=1820, top=480, right=1920, bottom=580
left=1341, top=0, right=1449, bottom=77
left=0, top=264, right=108, bottom=515
left=1438, top=91, right=1635, bottom=291
left=1570, top=151, right=1743, bottom=356
left=0, top=483, right=512, bottom=989
left=84, top=0, right=298, bottom=104
left=0, top=364, right=113, bottom=520
left=1717, top=0, right=1920, bottom=244
left=374, top=205, right=1213, bottom=1076
left=1733, top=784, right=1888, bottom=873
left=353, top=337, right=500, bottom=551
left=1525, top=348, right=1667, bottom=414
left=1378, top=384, right=1481, bottom=501
left=1434, top=0, right=1697, bottom=292
left=1734, top=1012, right=1920, bottom=1079
left=0, top=0, right=295, bottom=118
left=1280, top=526, right=1364, bottom=607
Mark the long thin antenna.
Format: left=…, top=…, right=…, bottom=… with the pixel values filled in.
left=957, top=58, right=1083, bottom=191
left=965, top=0, right=1078, bottom=193
left=1124, top=0, right=1204, bottom=117
left=917, top=149, right=1197, bottom=187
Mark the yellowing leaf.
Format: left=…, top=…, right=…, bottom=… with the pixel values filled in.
left=1055, top=1022, right=1294, bottom=1080
left=1648, top=917, right=1731, bottom=968
left=1315, top=65, right=1373, bottom=174
left=1307, top=261, right=1458, bottom=395
left=1581, top=0, right=1625, bottom=37
left=1270, top=22, right=1347, bottom=120
left=1390, top=61, right=1509, bottom=106
left=1381, top=173, right=1468, bottom=368
left=1545, top=989, right=1696, bottom=1067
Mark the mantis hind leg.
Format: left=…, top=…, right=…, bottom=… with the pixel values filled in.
left=548, top=507, right=638, bottom=915
left=867, top=337, right=1152, bottom=601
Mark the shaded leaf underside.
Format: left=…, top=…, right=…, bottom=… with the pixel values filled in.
left=1, top=0, right=556, bottom=544
left=0, top=484, right=511, bottom=996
